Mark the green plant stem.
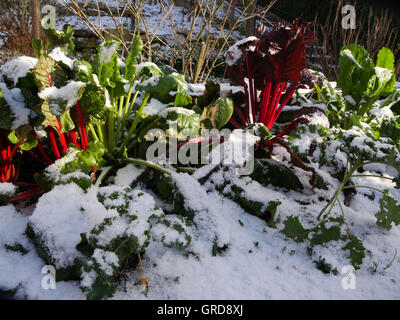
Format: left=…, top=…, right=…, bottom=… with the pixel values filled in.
left=342, top=185, right=385, bottom=194
left=96, top=124, right=104, bottom=144
left=126, top=91, right=139, bottom=118
left=108, top=109, right=115, bottom=151
left=88, top=124, right=99, bottom=141
left=125, top=158, right=170, bottom=175
left=351, top=174, right=393, bottom=180
left=121, top=92, right=150, bottom=149
left=101, top=124, right=108, bottom=150
left=116, top=95, right=125, bottom=144
left=121, top=87, right=137, bottom=142
left=94, top=166, right=112, bottom=187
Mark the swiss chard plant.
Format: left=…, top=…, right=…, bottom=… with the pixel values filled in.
left=223, top=22, right=324, bottom=188
left=315, top=44, right=398, bottom=130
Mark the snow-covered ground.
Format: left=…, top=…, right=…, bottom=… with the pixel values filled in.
left=1, top=147, right=400, bottom=299
left=56, top=2, right=241, bottom=39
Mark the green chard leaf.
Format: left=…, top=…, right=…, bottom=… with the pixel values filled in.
left=136, top=74, right=192, bottom=106
left=61, top=141, right=106, bottom=174
left=92, top=40, right=125, bottom=96
left=376, top=47, right=396, bottom=96
left=8, top=127, right=38, bottom=151
left=125, top=35, right=143, bottom=83
left=34, top=55, right=67, bottom=90
left=200, top=97, right=234, bottom=129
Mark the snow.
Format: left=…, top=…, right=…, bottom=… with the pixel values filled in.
left=158, top=107, right=195, bottom=118
left=28, top=184, right=114, bottom=268
left=136, top=62, right=162, bottom=75
left=49, top=47, right=75, bottom=69
left=0, top=182, right=16, bottom=196
left=225, top=36, right=259, bottom=66
left=38, top=81, right=86, bottom=115
left=0, top=205, right=84, bottom=299
left=0, top=82, right=30, bottom=130
left=114, top=164, right=144, bottom=186
left=0, top=56, right=37, bottom=85
left=143, top=98, right=167, bottom=116
left=92, top=249, right=119, bottom=276
left=99, top=41, right=119, bottom=65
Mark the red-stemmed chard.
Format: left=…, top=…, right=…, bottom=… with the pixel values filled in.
left=224, top=21, right=317, bottom=131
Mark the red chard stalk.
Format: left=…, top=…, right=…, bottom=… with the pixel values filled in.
left=225, top=21, right=318, bottom=130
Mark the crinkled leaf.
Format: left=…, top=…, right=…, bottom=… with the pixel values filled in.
left=136, top=63, right=163, bottom=79
left=311, top=224, right=341, bottom=245
left=375, top=189, right=400, bottom=230
left=79, top=83, right=108, bottom=124
left=60, top=109, right=75, bottom=133
left=0, top=92, right=14, bottom=130
left=61, top=141, right=105, bottom=174
left=250, top=159, right=303, bottom=191
left=125, top=35, right=143, bottom=83
left=92, top=40, right=125, bottom=96
left=136, top=74, right=192, bottom=106
left=161, top=108, right=200, bottom=134
left=73, top=60, right=93, bottom=82
left=280, top=215, right=310, bottom=243
left=342, top=234, right=365, bottom=270
left=34, top=55, right=67, bottom=90
left=39, top=81, right=87, bottom=116
left=32, top=38, right=44, bottom=58
left=42, top=22, right=75, bottom=54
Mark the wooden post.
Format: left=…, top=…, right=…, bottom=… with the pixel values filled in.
left=31, top=0, right=41, bottom=39
left=230, top=0, right=238, bottom=30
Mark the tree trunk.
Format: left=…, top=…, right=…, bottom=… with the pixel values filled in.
left=31, top=0, right=41, bottom=39
left=245, top=0, right=257, bottom=37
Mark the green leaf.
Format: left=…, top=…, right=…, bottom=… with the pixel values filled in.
left=0, top=83, right=30, bottom=131
left=8, top=127, right=38, bottom=151
left=200, top=97, right=234, bottom=129
left=79, top=83, right=109, bottom=124
left=136, top=74, right=192, bottom=106
left=39, top=81, right=87, bottom=116
left=34, top=55, right=67, bottom=90
left=342, top=235, right=365, bottom=270
left=92, top=40, right=125, bottom=97
left=161, top=108, right=200, bottom=135
left=197, top=81, right=220, bottom=108
left=32, top=38, right=44, bottom=58
left=60, top=109, right=75, bottom=133
left=125, top=35, right=143, bottom=83
left=338, top=44, right=374, bottom=96
left=376, top=47, right=395, bottom=71
left=311, top=224, right=341, bottom=245
left=376, top=47, right=396, bottom=97
left=73, top=60, right=93, bottom=82
left=61, top=141, right=106, bottom=174
left=250, top=159, right=304, bottom=191
left=375, top=189, right=400, bottom=230
left=136, top=62, right=163, bottom=79
left=280, top=216, right=310, bottom=243
left=42, top=22, right=75, bottom=54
